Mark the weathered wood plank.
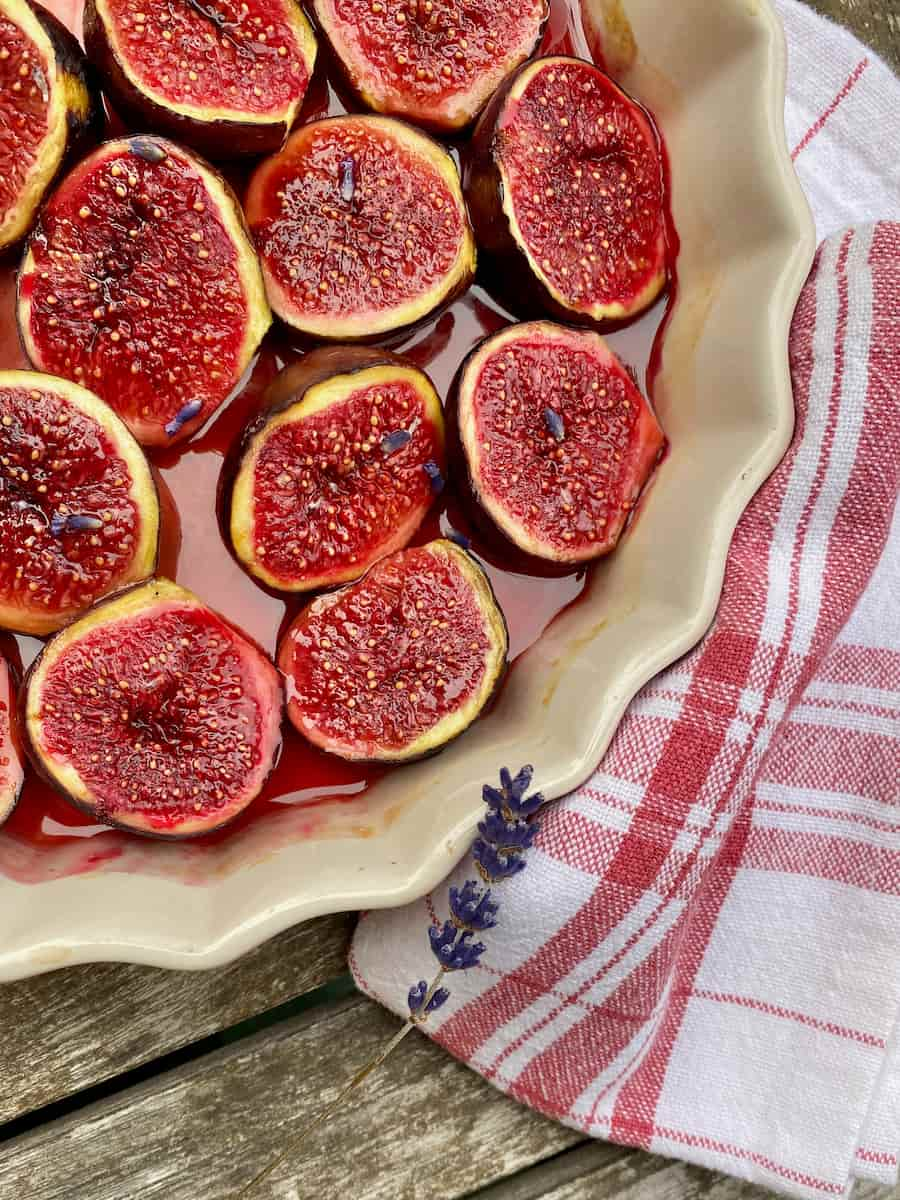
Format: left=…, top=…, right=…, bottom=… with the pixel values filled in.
left=0, top=995, right=583, bottom=1199
left=471, top=1141, right=900, bottom=1200
left=805, top=0, right=900, bottom=67
left=0, top=914, right=351, bottom=1125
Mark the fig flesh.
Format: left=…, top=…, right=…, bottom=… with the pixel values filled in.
left=0, top=370, right=159, bottom=635
left=311, top=0, right=548, bottom=132
left=83, top=0, right=317, bottom=158
left=0, top=656, right=24, bottom=827
left=231, top=346, right=446, bottom=592
left=0, top=0, right=100, bottom=253
left=24, top=578, right=283, bottom=838
left=279, top=538, right=507, bottom=762
left=18, top=135, right=271, bottom=446
left=465, top=55, right=668, bottom=326
left=246, top=115, right=476, bottom=341
left=454, top=321, right=665, bottom=563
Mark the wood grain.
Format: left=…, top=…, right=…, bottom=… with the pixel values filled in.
left=0, top=995, right=583, bottom=1199
left=805, top=0, right=900, bottom=67
left=0, top=915, right=351, bottom=1125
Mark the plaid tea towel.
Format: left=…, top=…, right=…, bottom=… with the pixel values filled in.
left=351, top=4, right=900, bottom=1196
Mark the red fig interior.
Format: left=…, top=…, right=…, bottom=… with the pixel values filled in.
left=0, top=0, right=97, bottom=251
left=457, top=321, right=665, bottom=562
left=478, top=55, right=668, bottom=324
left=231, top=355, right=446, bottom=591
left=85, top=0, right=317, bottom=150
left=0, top=656, right=23, bottom=826
left=311, top=0, right=548, bottom=131
left=279, top=539, right=507, bottom=762
left=25, top=578, right=283, bottom=838
left=18, top=135, right=271, bottom=446
left=0, top=370, right=159, bottom=636
left=245, top=116, right=476, bottom=340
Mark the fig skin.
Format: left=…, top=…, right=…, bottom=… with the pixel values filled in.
left=464, top=55, right=668, bottom=329
left=230, top=346, right=446, bottom=592
left=22, top=578, right=284, bottom=840
left=16, top=135, right=272, bottom=447
left=450, top=321, right=666, bottom=564
left=245, top=115, right=476, bottom=342
left=279, top=538, right=508, bottom=764
left=82, top=0, right=318, bottom=159
left=0, top=655, right=24, bottom=828
left=0, top=0, right=101, bottom=254
left=310, top=0, right=549, bottom=133
left=0, top=370, right=160, bottom=636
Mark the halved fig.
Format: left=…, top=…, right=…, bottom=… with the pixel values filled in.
left=231, top=346, right=446, bottom=592
left=18, top=135, right=271, bottom=446
left=278, top=539, right=507, bottom=762
left=83, top=0, right=317, bottom=158
left=24, top=578, right=283, bottom=838
left=454, top=321, right=665, bottom=563
left=0, top=656, right=24, bottom=827
left=0, top=370, right=159, bottom=635
left=311, top=0, right=548, bottom=132
left=246, top=115, right=476, bottom=341
left=465, top=55, right=668, bottom=326
left=0, top=0, right=100, bottom=255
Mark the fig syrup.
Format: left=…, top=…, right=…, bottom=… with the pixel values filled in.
left=0, top=0, right=677, bottom=854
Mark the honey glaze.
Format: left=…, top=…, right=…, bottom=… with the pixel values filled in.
left=0, top=0, right=676, bottom=860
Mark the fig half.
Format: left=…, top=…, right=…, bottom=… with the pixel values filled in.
left=246, top=115, right=476, bottom=341
left=231, top=346, right=446, bottom=592
left=465, top=55, right=668, bottom=326
left=0, top=656, right=24, bottom=827
left=83, top=0, right=317, bottom=158
left=279, top=539, right=507, bottom=762
left=24, top=578, right=283, bottom=838
left=454, top=321, right=665, bottom=563
left=311, top=0, right=548, bottom=132
left=0, top=0, right=100, bottom=254
left=0, top=370, right=159, bottom=635
left=18, top=135, right=271, bottom=446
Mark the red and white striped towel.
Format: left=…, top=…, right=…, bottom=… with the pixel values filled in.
left=351, top=5, right=900, bottom=1196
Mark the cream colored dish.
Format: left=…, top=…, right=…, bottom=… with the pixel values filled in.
left=0, top=0, right=814, bottom=982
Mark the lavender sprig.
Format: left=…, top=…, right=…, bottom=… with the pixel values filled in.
left=238, top=765, right=543, bottom=1198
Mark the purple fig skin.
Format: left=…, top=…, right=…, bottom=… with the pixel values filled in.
left=0, top=0, right=102, bottom=255
left=463, top=57, right=668, bottom=330
left=82, top=0, right=317, bottom=158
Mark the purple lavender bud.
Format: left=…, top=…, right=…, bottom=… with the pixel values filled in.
left=478, top=810, right=539, bottom=852
left=425, top=987, right=451, bottom=1014
left=428, top=922, right=486, bottom=971
left=339, top=156, right=356, bottom=204
left=543, top=406, right=565, bottom=442
left=165, top=398, right=203, bottom=437
left=130, top=137, right=166, bottom=164
left=408, top=980, right=428, bottom=1015
left=50, top=512, right=104, bottom=537
left=473, top=838, right=529, bottom=883
left=449, top=881, right=499, bottom=931
left=423, top=460, right=445, bottom=494
left=381, top=429, right=411, bottom=455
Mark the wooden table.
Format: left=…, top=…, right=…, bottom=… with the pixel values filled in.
left=2, top=4, right=897, bottom=1198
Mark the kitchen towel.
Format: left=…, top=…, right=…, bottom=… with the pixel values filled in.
left=350, top=4, right=900, bottom=1197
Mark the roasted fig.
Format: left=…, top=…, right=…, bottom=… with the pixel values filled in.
left=18, top=135, right=271, bottom=446
left=0, top=370, right=159, bottom=635
left=454, top=321, right=665, bottom=563
left=231, top=346, right=446, bottom=592
left=310, top=0, right=548, bottom=132
left=278, top=539, right=507, bottom=762
left=83, top=0, right=317, bottom=158
left=0, top=0, right=100, bottom=254
left=0, top=655, right=24, bottom=827
left=24, top=578, right=283, bottom=838
left=465, top=56, right=668, bottom=327
left=246, top=115, right=476, bottom=341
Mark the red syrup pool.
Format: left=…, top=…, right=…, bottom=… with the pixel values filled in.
left=0, top=0, right=678, bottom=855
